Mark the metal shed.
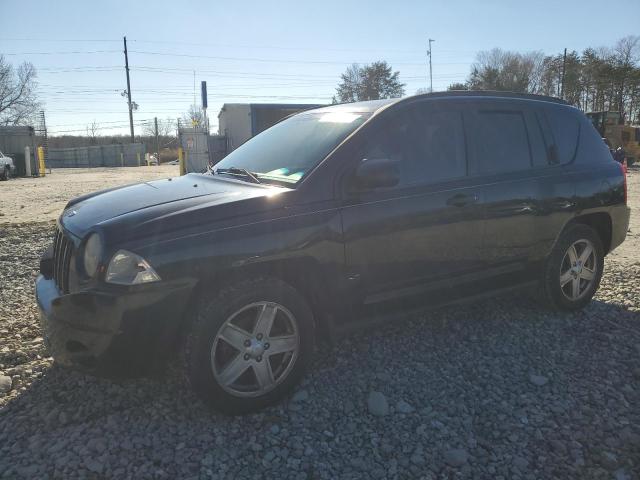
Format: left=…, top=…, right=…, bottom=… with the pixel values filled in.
left=0, top=126, right=37, bottom=176
left=217, top=103, right=323, bottom=153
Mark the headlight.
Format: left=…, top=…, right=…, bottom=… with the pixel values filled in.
left=105, top=250, right=161, bottom=285
left=83, top=233, right=102, bottom=277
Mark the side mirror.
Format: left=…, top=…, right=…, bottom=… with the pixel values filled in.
left=354, top=158, right=400, bottom=190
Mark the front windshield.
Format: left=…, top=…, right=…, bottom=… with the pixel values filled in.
left=214, top=110, right=370, bottom=185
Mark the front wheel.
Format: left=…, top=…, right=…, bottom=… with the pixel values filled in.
left=0, top=168, right=8, bottom=181
left=538, top=224, right=604, bottom=311
left=184, top=276, right=314, bottom=414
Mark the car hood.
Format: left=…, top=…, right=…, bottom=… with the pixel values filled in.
left=60, top=173, right=292, bottom=239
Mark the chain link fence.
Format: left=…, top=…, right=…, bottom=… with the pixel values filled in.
left=47, top=143, right=146, bottom=168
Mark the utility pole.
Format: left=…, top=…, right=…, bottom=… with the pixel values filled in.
left=123, top=36, right=134, bottom=142
left=428, top=38, right=435, bottom=93
left=560, top=47, right=567, bottom=100
left=154, top=117, right=159, bottom=164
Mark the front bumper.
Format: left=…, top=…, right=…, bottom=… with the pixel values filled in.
left=36, top=275, right=195, bottom=374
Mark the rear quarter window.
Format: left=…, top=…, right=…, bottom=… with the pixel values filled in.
left=544, top=107, right=580, bottom=164
left=575, top=114, right=614, bottom=164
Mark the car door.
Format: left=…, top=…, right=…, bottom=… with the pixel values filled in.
left=339, top=100, right=486, bottom=311
left=465, top=100, right=576, bottom=275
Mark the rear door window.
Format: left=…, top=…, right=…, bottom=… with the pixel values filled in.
left=467, top=109, right=532, bottom=174
left=544, top=107, right=581, bottom=164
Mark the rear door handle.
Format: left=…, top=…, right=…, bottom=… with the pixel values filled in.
left=446, top=193, right=479, bottom=207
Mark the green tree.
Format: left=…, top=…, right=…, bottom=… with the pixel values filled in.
left=461, top=38, right=640, bottom=123
left=334, top=61, right=405, bottom=103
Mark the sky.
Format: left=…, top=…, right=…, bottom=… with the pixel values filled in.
left=1, top=0, right=638, bottom=136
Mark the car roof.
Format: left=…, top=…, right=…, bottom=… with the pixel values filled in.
left=302, top=91, right=570, bottom=117
left=302, top=99, right=398, bottom=115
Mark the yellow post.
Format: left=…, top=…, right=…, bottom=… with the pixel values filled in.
left=120, top=153, right=124, bottom=167
left=37, top=146, right=46, bottom=177
left=137, top=152, right=141, bottom=167
left=178, top=147, right=186, bottom=176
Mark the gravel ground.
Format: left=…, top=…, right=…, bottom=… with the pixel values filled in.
left=0, top=166, right=179, bottom=224
left=0, top=168, right=639, bottom=479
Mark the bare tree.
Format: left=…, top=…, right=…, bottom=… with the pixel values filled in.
left=142, top=118, right=176, bottom=138
left=86, top=120, right=100, bottom=144
left=468, top=49, right=545, bottom=93
left=141, top=120, right=154, bottom=137
left=613, top=36, right=640, bottom=119
left=0, top=55, right=40, bottom=125
left=181, top=104, right=204, bottom=127
left=159, top=117, right=176, bottom=137
left=463, top=38, right=640, bottom=123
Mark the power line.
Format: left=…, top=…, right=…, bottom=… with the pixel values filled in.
left=3, top=50, right=120, bottom=55
left=34, top=64, right=468, bottom=79
left=35, top=71, right=468, bottom=90
left=48, top=118, right=156, bottom=127
left=36, top=67, right=122, bottom=73
left=129, top=38, right=436, bottom=55
left=0, top=36, right=479, bottom=56
left=128, top=49, right=470, bottom=67
left=0, top=37, right=119, bottom=43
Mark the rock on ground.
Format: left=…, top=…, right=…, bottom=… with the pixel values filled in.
left=444, top=448, right=468, bottom=467
left=529, top=374, right=549, bottom=386
left=367, top=391, right=389, bottom=416
left=1, top=167, right=640, bottom=479
left=0, top=376, right=11, bottom=394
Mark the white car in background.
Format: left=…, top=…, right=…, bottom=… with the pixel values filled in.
left=0, top=151, right=16, bottom=180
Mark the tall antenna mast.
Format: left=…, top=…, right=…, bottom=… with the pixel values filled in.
left=428, top=38, right=435, bottom=93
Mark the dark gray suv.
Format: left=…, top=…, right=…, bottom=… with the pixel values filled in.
left=37, top=92, right=630, bottom=413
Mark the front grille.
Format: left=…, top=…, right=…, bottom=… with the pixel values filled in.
left=53, top=228, right=74, bottom=293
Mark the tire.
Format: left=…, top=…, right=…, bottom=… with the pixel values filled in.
left=185, top=276, right=314, bottom=414
left=538, top=223, right=604, bottom=311
left=0, top=168, right=7, bottom=181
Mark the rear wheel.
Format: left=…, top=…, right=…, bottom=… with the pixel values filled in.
left=0, top=167, right=8, bottom=181
left=185, top=276, right=314, bottom=414
left=539, top=224, right=604, bottom=311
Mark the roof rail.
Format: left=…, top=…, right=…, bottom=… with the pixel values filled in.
left=405, top=90, right=570, bottom=106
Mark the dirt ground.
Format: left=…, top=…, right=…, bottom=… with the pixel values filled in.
left=0, top=166, right=179, bottom=224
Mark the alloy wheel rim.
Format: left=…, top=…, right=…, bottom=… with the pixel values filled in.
left=211, top=301, right=299, bottom=397
left=559, top=238, right=597, bottom=301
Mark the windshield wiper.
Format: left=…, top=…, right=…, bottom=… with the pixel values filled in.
left=216, top=167, right=261, bottom=184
